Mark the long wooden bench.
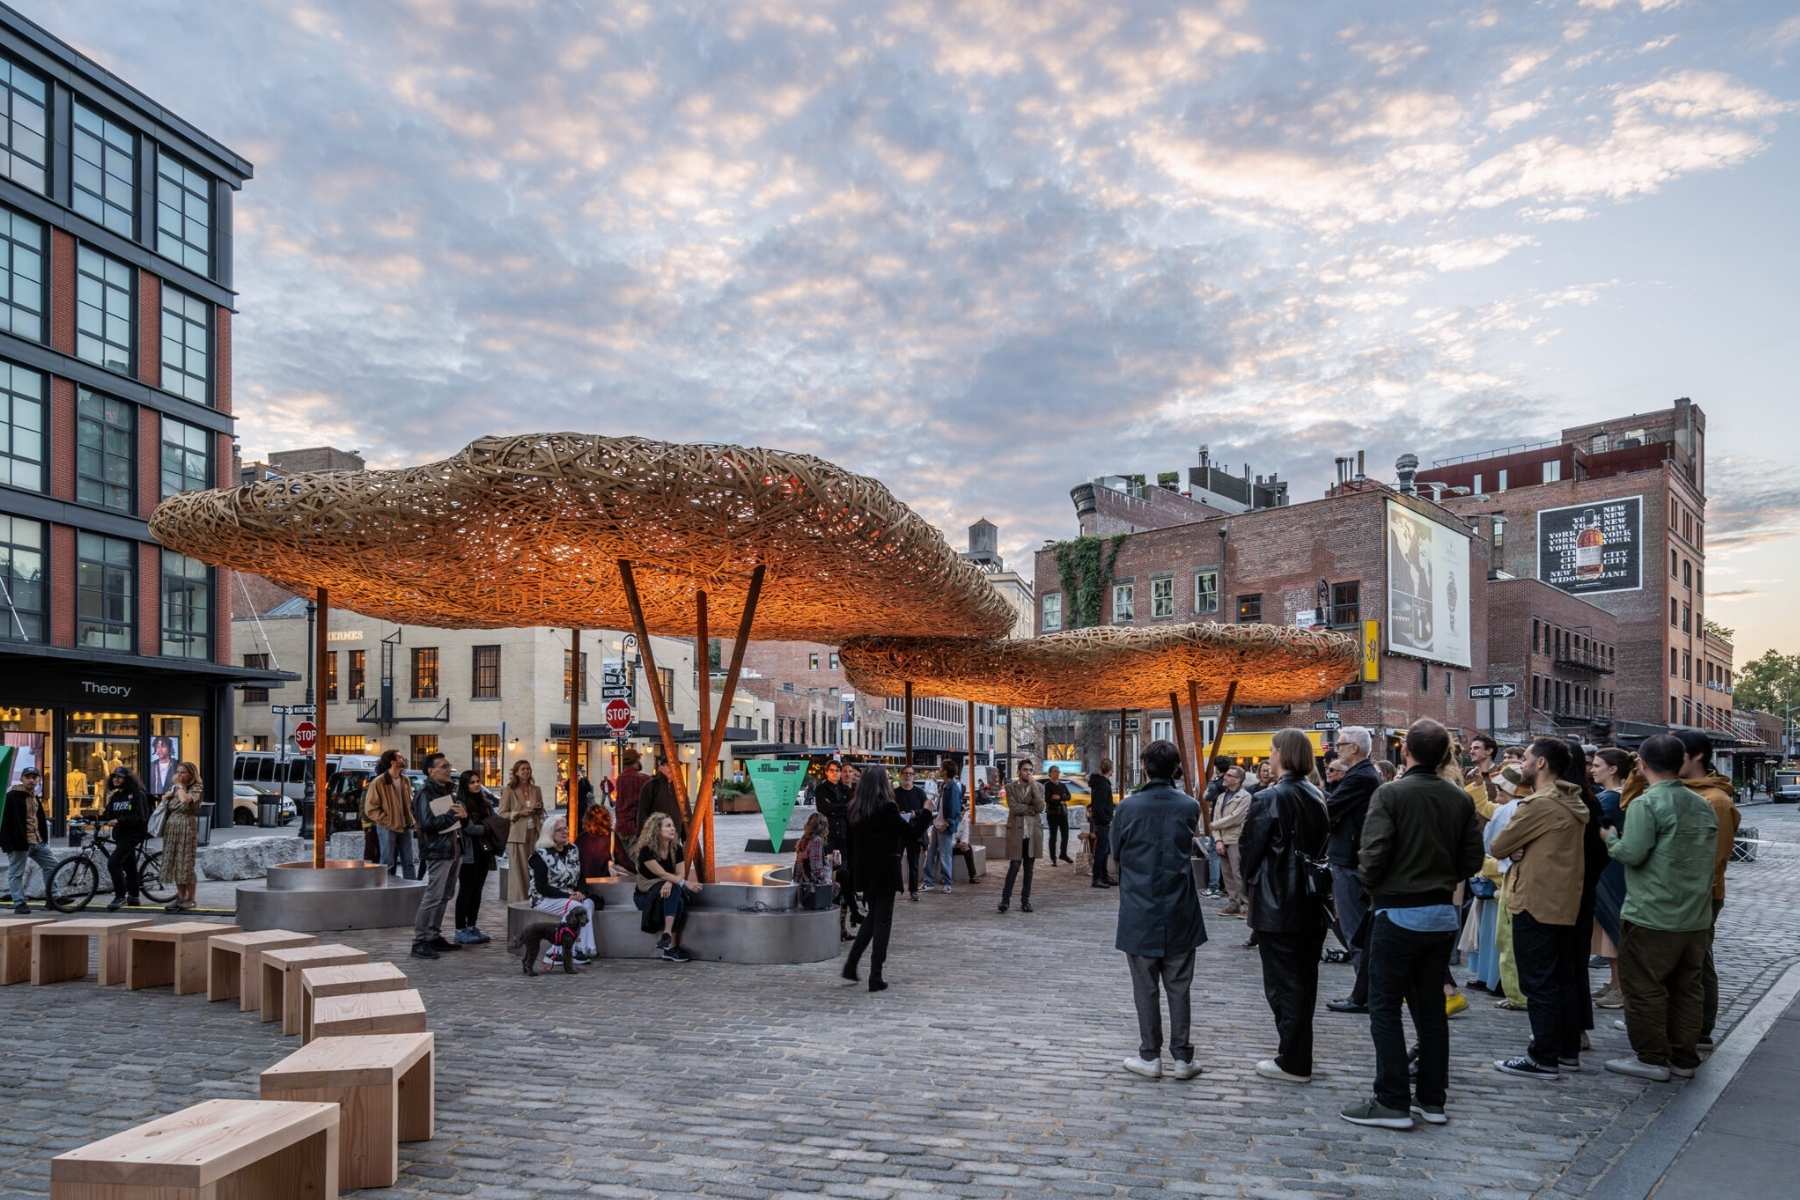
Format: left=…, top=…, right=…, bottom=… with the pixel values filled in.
left=309, top=988, right=426, bottom=1043
left=127, top=921, right=240, bottom=994
left=261, top=944, right=369, bottom=1034
left=207, top=929, right=316, bottom=1010
left=261, top=1033, right=434, bottom=1190
left=0, top=916, right=54, bottom=985
left=32, top=918, right=151, bottom=986
left=301, top=962, right=409, bottom=1042
left=50, top=1097, right=340, bottom=1199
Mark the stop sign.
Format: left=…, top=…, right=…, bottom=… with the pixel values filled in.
left=293, top=720, right=319, bottom=752
left=604, top=698, right=634, bottom=734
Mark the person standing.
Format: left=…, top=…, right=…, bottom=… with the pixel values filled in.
left=1673, top=730, right=1739, bottom=1054
left=499, top=760, right=546, bottom=901
left=101, top=767, right=150, bottom=911
left=1212, top=765, right=1254, bottom=917
left=1088, top=758, right=1117, bottom=888
left=410, top=752, right=467, bottom=960
left=842, top=766, right=908, bottom=991
left=893, top=765, right=930, bottom=901
left=1325, top=727, right=1381, bottom=1015
left=159, top=762, right=204, bottom=913
left=1603, top=734, right=1718, bottom=1082
left=612, top=749, right=647, bottom=862
left=1111, top=740, right=1206, bottom=1080
left=452, top=770, right=497, bottom=945
left=1488, top=738, right=1590, bottom=1079
left=1465, top=734, right=1503, bottom=819
left=1589, top=748, right=1632, bottom=1008
left=923, top=759, right=965, bottom=893
left=998, top=760, right=1045, bottom=914
left=1043, top=766, right=1073, bottom=865
left=2, top=767, right=55, bottom=914
left=812, top=759, right=860, bottom=936
left=366, top=750, right=419, bottom=880
left=636, top=756, right=687, bottom=846
left=1241, top=729, right=1332, bottom=1084
left=1485, top=764, right=1531, bottom=1009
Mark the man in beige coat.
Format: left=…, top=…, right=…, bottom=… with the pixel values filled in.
left=364, top=749, right=419, bottom=880
left=999, top=759, right=1046, bottom=913
left=1212, top=765, right=1254, bottom=917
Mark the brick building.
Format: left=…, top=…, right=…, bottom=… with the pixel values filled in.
left=1482, top=578, right=1619, bottom=741
left=0, top=8, right=277, bottom=829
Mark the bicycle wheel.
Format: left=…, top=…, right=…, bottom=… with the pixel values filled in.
left=138, top=851, right=176, bottom=904
left=48, top=856, right=99, bottom=913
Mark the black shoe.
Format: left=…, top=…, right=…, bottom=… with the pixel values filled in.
left=1092, top=880, right=1108, bottom=888
left=1061, top=856, right=1075, bottom=865
left=1494, top=1054, right=1560, bottom=1080
left=428, top=936, right=462, bottom=952
left=1020, top=900, right=1034, bottom=913
left=842, top=963, right=860, bottom=982
left=1326, top=998, right=1369, bottom=1014
left=869, top=978, right=888, bottom=993
left=997, top=902, right=1009, bottom=913
left=410, top=942, right=439, bottom=960
left=12, top=902, right=28, bottom=915
left=909, top=892, right=918, bottom=902
left=657, top=933, right=673, bottom=952
left=106, top=897, right=124, bottom=912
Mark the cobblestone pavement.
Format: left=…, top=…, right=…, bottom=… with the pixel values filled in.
left=5, top=805, right=1798, bottom=1200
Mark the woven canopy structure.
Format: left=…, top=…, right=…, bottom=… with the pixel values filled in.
left=150, top=433, right=1015, bottom=641
left=839, top=622, right=1361, bottom=712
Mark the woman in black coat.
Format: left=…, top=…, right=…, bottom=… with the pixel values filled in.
left=100, top=767, right=151, bottom=910
left=453, top=770, right=498, bottom=944
left=1239, top=729, right=1332, bottom=1083
left=841, top=765, right=907, bottom=992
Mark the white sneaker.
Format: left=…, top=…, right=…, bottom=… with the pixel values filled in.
left=943, top=885, right=952, bottom=894
left=1612, top=1019, right=1628, bottom=1031
left=1121, top=1056, right=1162, bottom=1079
left=1604, top=1056, right=1671, bottom=1082
left=1169, top=1059, right=1203, bottom=1081
left=1255, top=1058, right=1311, bottom=1084
left=1671, top=1064, right=1697, bottom=1078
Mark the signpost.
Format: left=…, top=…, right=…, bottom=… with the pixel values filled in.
left=604, top=697, right=635, bottom=734
left=1468, top=683, right=1516, bottom=742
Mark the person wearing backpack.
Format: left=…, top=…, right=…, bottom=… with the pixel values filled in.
left=1240, top=728, right=1332, bottom=1085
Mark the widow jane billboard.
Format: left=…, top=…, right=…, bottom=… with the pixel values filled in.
left=1385, top=500, right=1472, bottom=669
left=1537, top=496, right=1642, bottom=595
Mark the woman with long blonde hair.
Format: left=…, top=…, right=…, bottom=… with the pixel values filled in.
left=632, top=812, right=701, bottom=962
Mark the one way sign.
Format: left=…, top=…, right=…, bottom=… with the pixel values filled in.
left=1468, top=683, right=1518, bottom=700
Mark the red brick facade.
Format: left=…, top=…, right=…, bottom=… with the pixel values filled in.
left=48, top=230, right=74, bottom=355
left=215, top=308, right=231, bottom=415
left=136, top=270, right=162, bottom=386
left=1483, top=579, right=1619, bottom=740
left=136, top=406, right=161, bottom=518
left=49, top=524, right=74, bottom=648
left=48, top=378, right=75, bottom=500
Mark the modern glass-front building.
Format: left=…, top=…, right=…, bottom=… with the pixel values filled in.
left=0, top=5, right=287, bottom=832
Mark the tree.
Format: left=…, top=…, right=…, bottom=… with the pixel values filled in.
left=1703, top=618, right=1734, bottom=642
left=1733, top=650, right=1800, bottom=716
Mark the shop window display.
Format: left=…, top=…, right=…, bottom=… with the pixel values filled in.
left=66, top=711, right=138, bottom=818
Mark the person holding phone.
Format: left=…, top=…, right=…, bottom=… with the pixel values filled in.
left=410, top=752, right=467, bottom=960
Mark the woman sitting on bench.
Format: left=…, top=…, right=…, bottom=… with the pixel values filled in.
left=527, top=816, right=598, bottom=965
left=633, top=813, right=701, bottom=963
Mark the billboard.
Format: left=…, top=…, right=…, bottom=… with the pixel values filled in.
left=1385, top=499, right=1472, bottom=669
left=1537, top=495, right=1643, bottom=596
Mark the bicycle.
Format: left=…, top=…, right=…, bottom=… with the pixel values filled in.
left=47, top=819, right=175, bottom=912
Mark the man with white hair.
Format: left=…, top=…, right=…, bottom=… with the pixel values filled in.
left=1325, top=726, right=1382, bottom=1014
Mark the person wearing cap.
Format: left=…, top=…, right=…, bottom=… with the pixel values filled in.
left=2, top=767, right=55, bottom=914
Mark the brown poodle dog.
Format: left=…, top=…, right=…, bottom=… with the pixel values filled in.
left=512, top=904, right=592, bottom=976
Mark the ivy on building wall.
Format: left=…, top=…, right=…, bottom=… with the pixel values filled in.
left=1052, top=534, right=1127, bottom=628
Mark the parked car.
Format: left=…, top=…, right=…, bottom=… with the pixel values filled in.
left=231, top=783, right=296, bottom=826
left=1775, top=770, right=1800, bottom=804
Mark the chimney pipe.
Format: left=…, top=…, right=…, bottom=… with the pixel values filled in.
left=1396, top=453, right=1419, bottom=496
left=1356, top=450, right=1366, bottom=480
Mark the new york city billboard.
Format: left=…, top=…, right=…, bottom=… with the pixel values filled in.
left=1537, top=495, right=1643, bottom=596
left=1385, top=500, right=1472, bottom=669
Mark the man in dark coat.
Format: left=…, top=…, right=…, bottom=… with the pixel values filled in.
left=1325, top=727, right=1382, bottom=1013
left=1109, top=740, right=1207, bottom=1080
left=636, top=757, right=686, bottom=845
left=1088, top=758, right=1117, bottom=888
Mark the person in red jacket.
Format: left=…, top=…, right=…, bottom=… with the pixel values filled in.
left=613, top=748, right=648, bottom=863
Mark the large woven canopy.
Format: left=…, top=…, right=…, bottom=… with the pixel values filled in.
left=839, top=623, right=1361, bottom=711
left=150, top=433, right=1016, bottom=640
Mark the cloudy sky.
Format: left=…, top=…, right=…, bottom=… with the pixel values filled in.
left=32, top=0, right=1800, bottom=658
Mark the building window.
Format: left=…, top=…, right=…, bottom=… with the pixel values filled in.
left=157, top=153, right=212, bottom=274
left=1532, top=618, right=1541, bottom=653
left=829, top=651, right=840, bottom=670
left=1112, top=581, right=1135, bottom=623
left=1683, top=559, right=1692, bottom=588
left=1681, top=602, right=1691, bottom=633
left=0, top=360, right=44, bottom=490
left=0, top=58, right=47, bottom=192
left=471, top=644, right=501, bottom=699
left=1696, top=568, right=1702, bottom=596
left=1542, top=459, right=1562, bottom=483
left=76, top=246, right=133, bottom=374
left=1497, top=468, right=1508, bottom=490
left=1235, top=593, right=1262, bottom=623
left=1472, top=472, right=1482, bottom=495
left=1683, top=651, right=1691, bottom=680
left=76, top=389, right=134, bottom=512
left=563, top=650, right=587, bottom=701
left=72, top=104, right=135, bottom=236
left=1671, top=648, right=1678, bottom=676
left=322, top=650, right=337, bottom=701
left=1194, top=571, right=1218, bottom=614
left=1532, top=675, right=1540, bottom=709
left=410, top=734, right=439, bottom=764
left=411, top=647, right=439, bottom=699
left=1670, top=549, right=1678, bottom=579
left=159, top=416, right=211, bottom=498
left=1151, top=575, right=1174, bottom=619
left=1670, top=695, right=1678, bottom=723
left=244, top=653, right=271, bottom=704
left=808, top=652, right=819, bottom=670
left=1419, top=663, right=1430, bottom=692
left=76, top=532, right=134, bottom=651
left=1670, top=598, right=1678, bottom=627
left=0, top=513, right=44, bottom=641
left=347, top=649, right=366, bottom=701
left=1036, top=592, right=1060, bottom=632
left=158, top=550, right=209, bottom=659
left=1492, top=515, right=1504, bottom=553
left=160, top=286, right=210, bottom=404
left=324, top=735, right=362, bottom=756
left=0, top=207, right=43, bottom=341
left=471, top=734, right=500, bottom=787
left=1329, top=581, right=1360, bottom=626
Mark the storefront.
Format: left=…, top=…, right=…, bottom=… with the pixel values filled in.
left=0, top=645, right=292, bottom=837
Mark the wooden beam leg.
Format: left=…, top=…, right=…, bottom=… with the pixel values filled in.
left=1187, top=680, right=1212, bottom=835
left=1168, top=690, right=1193, bottom=797
left=688, top=567, right=765, bottom=879
left=1117, top=708, right=1127, bottom=797
left=617, top=559, right=690, bottom=839
left=691, top=589, right=713, bottom=877
left=568, top=627, right=581, bottom=838
left=966, top=703, right=977, bottom=844
left=1200, top=680, right=1240, bottom=837
left=903, top=681, right=914, bottom=769
left=315, top=586, right=330, bottom=868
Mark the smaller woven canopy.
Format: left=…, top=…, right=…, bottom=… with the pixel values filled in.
left=839, top=623, right=1361, bottom=711
left=149, top=433, right=1016, bottom=641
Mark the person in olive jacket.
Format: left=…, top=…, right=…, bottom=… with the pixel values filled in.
left=100, top=767, right=151, bottom=910
left=3, top=767, right=56, bottom=914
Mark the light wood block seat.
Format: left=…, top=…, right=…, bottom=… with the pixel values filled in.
left=261, top=1033, right=434, bottom=1190
left=208, top=929, right=316, bottom=1010
left=0, top=916, right=55, bottom=985
left=300, top=962, right=408, bottom=1043
left=127, top=922, right=240, bottom=993
left=32, top=918, right=150, bottom=986
left=49, top=1097, right=340, bottom=1199
left=309, top=988, right=426, bottom=1044
left=262, top=944, right=369, bottom=1034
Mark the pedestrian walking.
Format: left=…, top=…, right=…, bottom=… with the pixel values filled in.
left=1212, top=765, right=1254, bottom=917
left=1242, top=729, right=1332, bottom=1084
left=452, top=770, right=498, bottom=944
left=1324, top=727, right=1380, bottom=1015
left=923, top=759, right=966, bottom=893
left=1111, top=739, right=1206, bottom=1080
left=2, top=767, right=55, bottom=914
left=893, top=765, right=930, bottom=900
left=1602, top=734, right=1717, bottom=1082
left=1043, top=766, right=1073, bottom=864
left=100, top=767, right=150, bottom=911
left=1088, top=758, right=1117, bottom=888
left=1673, top=730, right=1739, bottom=1054
left=366, top=749, right=419, bottom=880
left=1339, top=719, right=1484, bottom=1130
left=499, top=759, right=546, bottom=901
left=158, top=761, right=204, bottom=913
left=1489, top=738, right=1590, bottom=1079
left=842, top=766, right=908, bottom=991
left=410, top=752, right=467, bottom=960
left=998, top=759, right=1045, bottom=914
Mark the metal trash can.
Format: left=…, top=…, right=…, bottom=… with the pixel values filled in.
left=257, top=795, right=282, bottom=828
left=197, top=803, right=214, bottom=847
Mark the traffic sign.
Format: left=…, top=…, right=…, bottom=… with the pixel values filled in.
left=1469, top=683, right=1518, bottom=700
left=1312, top=721, right=1341, bottom=731
left=1107, top=718, right=1141, bottom=733
left=271, top=704, right=316, bottom=716
left=1323, top=709, right=1341, bottom=722
left=293, top=721, right=319, bottom=752
left=604, top=698, right=634, bottom=734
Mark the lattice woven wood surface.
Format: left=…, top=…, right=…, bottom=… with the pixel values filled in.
left=839, top=622, right=1362, bottom=711
left=149, top=433, right=1017, bottom=640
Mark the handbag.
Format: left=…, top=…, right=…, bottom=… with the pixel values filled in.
left=1287, top=780, right=1333, bottom=901
left=147, top=800, right=169, bottom=839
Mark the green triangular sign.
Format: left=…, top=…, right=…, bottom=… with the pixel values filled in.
left=747, top=760, right=808, bottom=850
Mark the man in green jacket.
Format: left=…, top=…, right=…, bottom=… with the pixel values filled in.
left=1602, top=734, right=1718, bottom=1082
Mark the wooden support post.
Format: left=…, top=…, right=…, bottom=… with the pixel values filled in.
left=1117, top=707, right=1128, bottom=798
left=617, top=560, right=690, bottom=839
left=1188, top=680, right=1212, bottom=835
left=1168, top=690, right=1192, bottom=797
left=966, top=702, right=977, bottom=841
left=903, top=681, right=914, bottom=769
left=568, top=627, right=581, bottom=837
left=1200, top=680, right=1239, bottom=837
left=691, top=590, right=712, bottom=878
left=313, top=587, right=329, bottom=868
left=684, top=566, right=764, bottom=879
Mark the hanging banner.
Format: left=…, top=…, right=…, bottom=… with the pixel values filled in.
left=1537, top=495, right=1643, bottom=595
left=747, top=760, right=808, bottom=849
left=1362, top=619, right=1381, bottom=682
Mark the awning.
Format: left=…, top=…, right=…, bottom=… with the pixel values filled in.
left=0, top=641, right=299, bottom=687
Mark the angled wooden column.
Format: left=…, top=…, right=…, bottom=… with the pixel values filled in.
left=1117, top=708, right=1128, bottom=797
left=966, top=702, right=977, bottom=839
left=617, top=560, right=690, bottom=834
left=903, top=681, right=914, bottom=768
left=313, top=587, right=329, bottom=868
left=692, top=590, right=711, bottom=872
left=1200, top=680, right=1240, bottom=837
left=683, top=566, right=765, bottom=879
left=1188, top=680, right=1212, bottom=835
left=567, top=627, right=580, bottom=836
left=1168, top=689, right=1193, bottom=797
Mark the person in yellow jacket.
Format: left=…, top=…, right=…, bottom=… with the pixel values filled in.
left=1672, top=730, right=1739, bottom=1051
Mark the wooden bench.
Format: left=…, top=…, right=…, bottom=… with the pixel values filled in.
left=31, top=918, right=151, bottom=986
left=261, top=944, right=369, bottom=1034
left=127, top=921, right=240, bottom=994
left=309, top=988, right=426, bottom=1043
left=301, top=962, right=409, bottom=1043
left=0, top=916, right=55, bottom=985
left=207, top=929, right=317, bottom=1010
left=261, top=1033, right=434, bottom=1190
left=50, top=1097, right=340, bottom=1199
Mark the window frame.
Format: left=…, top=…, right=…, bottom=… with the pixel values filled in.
left=243, top=653, right=271, bottom=704
left=347, top=649, right=366, bottom=701
left=75, top=530, right=135, bottom=652
left=1149, top=574, right=1174, bottom=619
left=159, top=284, right=211, bottom=405
left=0, top=358, right=45, bottom=491
left=563, top=650, right=587, bottom=702
left=75, top=387, right=135, bottom=514
left=71, top=102, right=136, bottom=236
left=1111, top=580, right=1135, bottom=624
left=75, top=244, right=134, bottom=375
left=0, top=512, right=45, bottom=642
left=1329, top=581, right=1360, bottom=627
left=158, top=415, right=212, bottom=499
left=410, top=646, right=440, bottom=700
left=1542, top=459, right=1561, bottom=484
left=323, top=649, right=338, bottom=701
left=0, top=206, right=44, bottom=342
left=158, top=548, right=210, bottom=659
left=471, top=644, right=502, bottom=699
left=0, top=55, right=47, bottom=193
left=1041, top=591, right=1062, bottom=632
left=1235, top=593, right=1262, bottom=623
left=1193, top=570, right=1219, bottom=615
left=156, top=150, right=213, bottom=275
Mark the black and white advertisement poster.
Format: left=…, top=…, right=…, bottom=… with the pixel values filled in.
left=1537, top=495, right=1642, bottom=596
left=1386, top=500, right=1472, bottom=669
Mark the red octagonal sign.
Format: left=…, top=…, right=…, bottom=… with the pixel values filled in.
left=293, top=720, right=319, bottom=752
left=604, top=698, right=634, bottom=734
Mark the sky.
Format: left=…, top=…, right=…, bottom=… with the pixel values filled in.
left=30, top=0, right=1800, bottom=660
